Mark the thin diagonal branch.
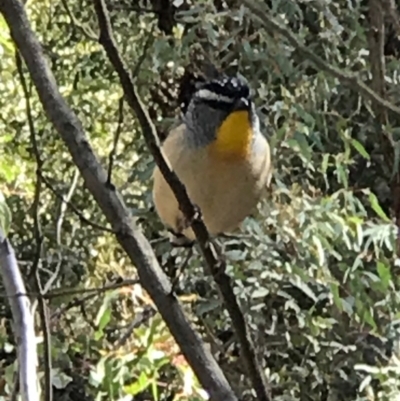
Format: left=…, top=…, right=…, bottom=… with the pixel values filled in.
left=0, top=1, right=237, bottom=400
left=92, top=1, right=271, bottom=400
left=107, top=97, right=124, bottom=185
left=0, top=278, right=140, bottom=300
left=59, top=0, right=98, bottom=41
left=244, top=0, right=400, bottom=121
left=40, top=172, right=115, bottom=233
left=40, top=169, right=80, bottom=296
left=132, top=25, right=155, bottom=79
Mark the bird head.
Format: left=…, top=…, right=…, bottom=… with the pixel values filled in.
left=182, top=74, right=259, bottom=159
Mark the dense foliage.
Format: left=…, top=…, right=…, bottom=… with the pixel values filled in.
left=1, top=0, right=400, bottom=400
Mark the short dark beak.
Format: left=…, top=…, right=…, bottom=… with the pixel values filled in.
left=233, top=97, right=251, bottom=111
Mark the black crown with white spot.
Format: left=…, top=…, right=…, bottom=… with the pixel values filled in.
left=178, top=71, right=252, bottom=115
left=197, top=76, right=250, bottom=102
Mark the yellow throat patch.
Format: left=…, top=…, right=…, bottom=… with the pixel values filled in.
left=209, top=110, right=253, bottom=160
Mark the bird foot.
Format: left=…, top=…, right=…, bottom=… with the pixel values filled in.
left=183, top=203, right=202, bottom=229
left=167, top=229, right=195, bottom=248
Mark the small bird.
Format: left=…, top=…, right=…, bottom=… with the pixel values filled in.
left=152, top=71, right=272, bottom=244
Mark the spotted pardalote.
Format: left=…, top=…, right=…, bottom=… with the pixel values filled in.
left=152, top=72, right=272, bottom=243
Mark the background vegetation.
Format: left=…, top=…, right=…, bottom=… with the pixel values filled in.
left=1, top=0, right=400, bottom=400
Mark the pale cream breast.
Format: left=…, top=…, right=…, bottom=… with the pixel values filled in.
left=152, top=125, right=271, bottom=241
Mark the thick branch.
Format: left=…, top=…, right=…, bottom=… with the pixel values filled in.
left=0, top=1, right=237, bottom=400
left=92, top=1, right=271, bottom=400
left=0, top=231, right=39, bottom=401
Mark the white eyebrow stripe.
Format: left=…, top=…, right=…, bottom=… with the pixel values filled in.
left=195, top=89, right=234, bottom=103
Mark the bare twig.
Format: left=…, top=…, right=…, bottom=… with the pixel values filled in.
left=49, top=278, right=140, bottom=320
left=48, top=278, right=140, bottom=298
left=0, top=278, right=140, bottom=300
left=92, top=1, right=271, bottom=400
left=15, top=53, right=43, bottom=280
left=59, top=0, right=98, bottom=41
left=0, top=231, right=39, bottom=401
left=40, top=173, right=115, bottom=233
left=15, top=50, right=52, bottom=401
left=56, top=169, right=79, bottom=245
left=109, top=5, right=155, bottom=13
left=0, top=1, right=237, bottom=400
left=170, top=247, right=193, bottom=290
left=107, top=97, right=124, bottom=185
left=244, top=0, right=400, bottom=120
left=40, top=169, right=80, bottom=296
left=114, top=305, right=156, bottom=348
left=131, top=26, right=155, bottom=79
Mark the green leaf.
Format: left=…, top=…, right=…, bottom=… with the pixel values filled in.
left=330, top=282, right=342, bottom=311
left=95, top=291, right=118, bottom=330
left=294, top=104, right=315, bottom=127
left=89, top=357, right=106, bottom=386
left=351, top=138, right=370, bottom=160
left=334, top=159, right=348, bottom=188
left=362, top=309, right=377, bottom=330
left=368, top=192, right=390, bottom=221
left=51, top=369, right=73, bottom=389
left=124, top=371, right=151, bottom=395
left=287, top=131, right=312, bottom=163
left=97, top=308, right=111, bottom=332
left=312, top=235, right=325, bottom=266
left=0, top=192, right=12, bottom=237
left=376, top=261, right=392, bottom=291
left=252, top=287, right=269, bottom=299
left=321, top=154, right=330, bottom=174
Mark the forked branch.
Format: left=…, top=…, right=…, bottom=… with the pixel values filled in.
left=0, top=0, right=237, bottom=400
left=92, top=0, right=271, bottom=400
